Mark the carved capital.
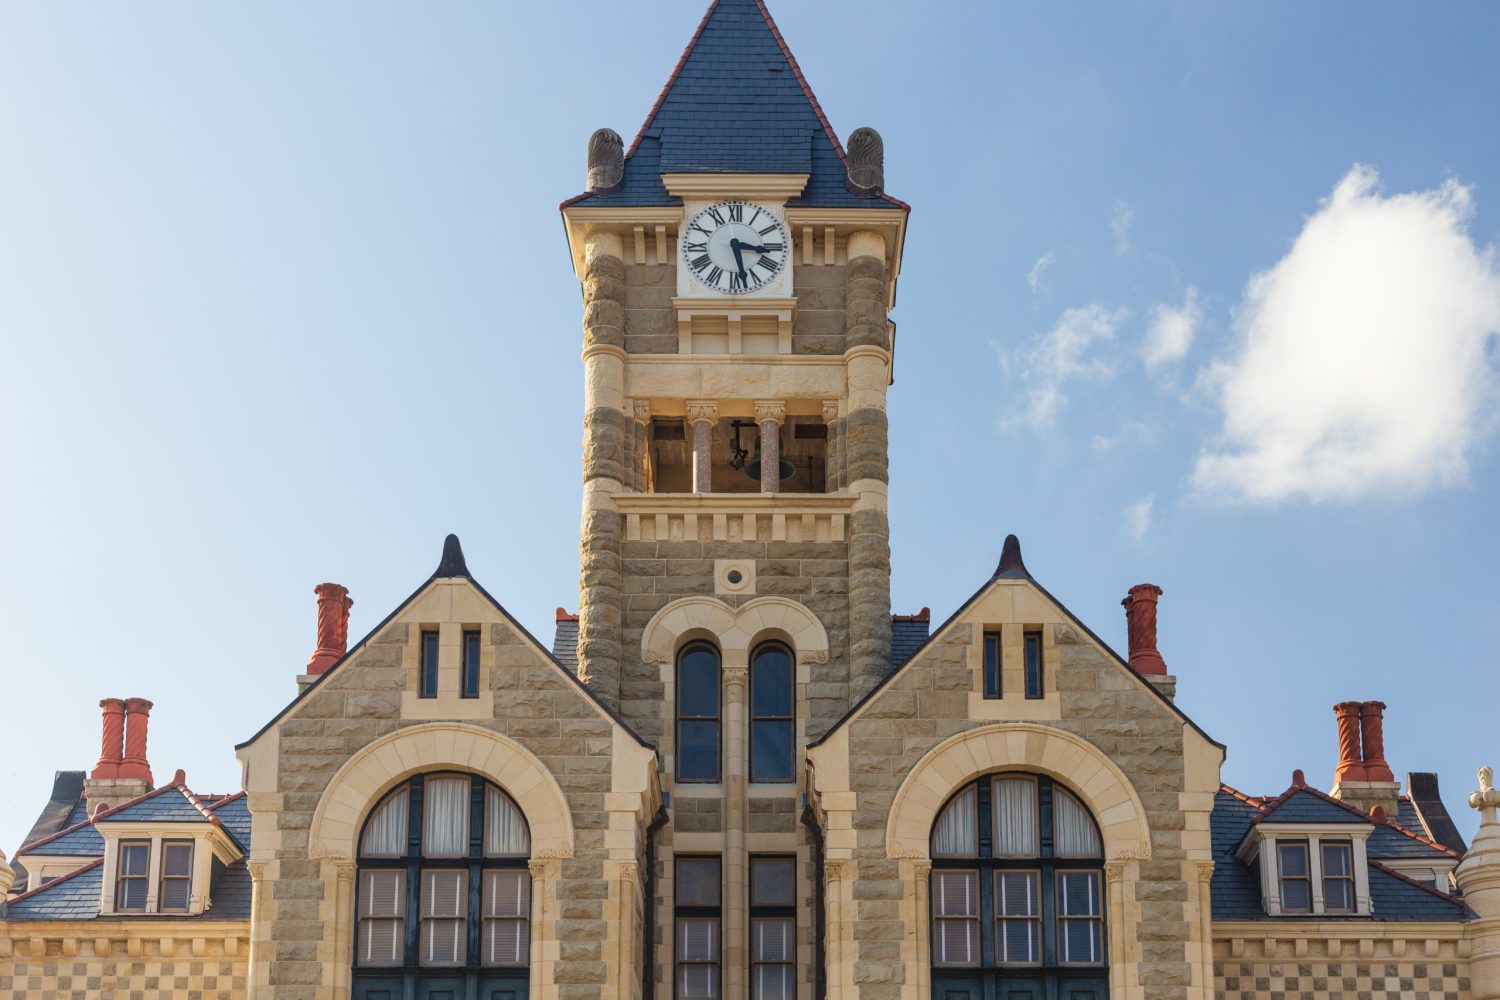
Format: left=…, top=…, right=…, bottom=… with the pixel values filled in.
left=911, top=860, right=933, bottom=880
left=1196, top=861, right=1215, bottom=882
left=529, top=859, right=558, bottom=880
left=618, top=861, right=640, bottom=884
left=753, top=400, right=787, bottom=425
left=686, top=400, right=718, bottom=425
left=724, top=666, right=749, bottom=692
left=1104, top=861, right=1128, bottom=883
left=802, top=649, right=830, bottom=665
left=821, top=399, right=840, bottom=423
left=824, top=859, right=848, bottom=885
left=632, top=400, right=652, bottom=424
left=246, top=860, right=270, bottom=883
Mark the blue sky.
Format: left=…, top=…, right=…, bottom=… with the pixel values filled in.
left=3, top=1, right=1499, bottom=856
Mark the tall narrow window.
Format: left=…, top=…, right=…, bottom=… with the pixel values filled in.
left=158, top=840, right=194, bottom=911
left=1057, top=871, right=1103, bottom=964
left=1321, top=841, right=1354, bottom=912
left=356, top=774, right=531, bottom=995
left=115, top=841, right=149, bottom=911
left=676, top=856, right=722, bottom=999
left=1277, top=841, right=1311, bottom=912
left=932, top=785, right=978, bottom=858
left=993, top=776, right=1039, bottom=857
left=982, top=631, right=1002, bottom=699
left=462, top=629, right=481, bottom=699
left=750, top=643, right=795, bottom=783
left=1023, top=630, right=1044, bottom=699
left=677, top=644, right=722, bottom=783
left=750, top=857, right=796, bottom=1000
left=420, top=629, right=440, bottom=698
left=995, top=870, right=1041, bottom=964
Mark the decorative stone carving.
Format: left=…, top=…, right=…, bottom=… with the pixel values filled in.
left=724, top=666, right=749, bottom=692
left=845, top=127, right=884, bottom=195
left=1473, top=765, right=1500, bottom=814
left=753, top=400, right=787, bottom=425
left=587, top=128, right=624, bottom=193
left=686, top=401, right=718, bottom=425
left=632, top=399, right=651, bottom=424
left=821, top=399, right=840, bottom=423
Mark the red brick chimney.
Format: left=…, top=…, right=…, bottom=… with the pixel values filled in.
left=91, top=698, right=126, bottom=780
left=1121, top=584, right=1168, bottom=675
left=1359, top=700, right=1395, bottom=782
left=306, top=583, right=353, bottom=676
left=1332, top=701, right=1367, bottom=783
left=117, top=698, right=154, bottom=783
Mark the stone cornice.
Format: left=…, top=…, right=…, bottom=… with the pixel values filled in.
left=662, top=173, right=809, bottom=201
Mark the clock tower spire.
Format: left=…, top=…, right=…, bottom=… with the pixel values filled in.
left=560, top=0, right=909, bottom=756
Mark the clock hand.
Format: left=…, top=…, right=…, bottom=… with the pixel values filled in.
left=730, top=239, right=747, bottom=280
left=740, top=243, right=768, bottom=254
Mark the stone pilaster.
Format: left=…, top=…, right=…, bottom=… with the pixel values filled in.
left=579, top=231, right=628, bottom=710
left=754, top=400, right=786, bottom=494
left=724, top=664, right=749, bottom=1000
left=844, top=231, right=892, bottom=698
left=632, top=399, right=651, bottom=493
left=688, top=400, right=718, bottom=494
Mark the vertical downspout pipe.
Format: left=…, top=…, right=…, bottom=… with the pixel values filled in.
left=643, top=804, right=669, bottom=1000
left=801, top=800, right=826, bottom=1000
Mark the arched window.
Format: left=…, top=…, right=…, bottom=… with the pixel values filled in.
left=930, top=774, right=1106, bottom=1000
left=354, top=773, right=531, bottom=999
left=677, top=643, right=722, bottom=783
left=749, top=642, right=795, bottom=783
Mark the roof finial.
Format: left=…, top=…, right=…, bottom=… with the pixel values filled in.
left=994, top=534, right=1027, bottom=578
left=433, top=534, right=470, bottom=579
left=587, top=128, right=624, bottom=194
left=845, top=127, right=884, bottom=196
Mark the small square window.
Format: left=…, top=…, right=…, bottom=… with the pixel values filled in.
left=676, top=857, right=721, bottom=908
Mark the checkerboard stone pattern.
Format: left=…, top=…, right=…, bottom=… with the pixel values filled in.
left=1216, top=959, right=1470, bottom=1000
left=0, top=958, right=247, bottom=998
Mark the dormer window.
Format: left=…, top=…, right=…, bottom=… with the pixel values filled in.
left=115, top=841, right=150, bottom=911
left=159, top=840, right=194, bottom=911
left=1237, top=825, right=1372, bottom=916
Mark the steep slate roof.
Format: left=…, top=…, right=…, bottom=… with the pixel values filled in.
left=1406, top=772, right=1469, bottom=853
left=4, top=786, right=253, bottom=921
left=15, top=815, right=104, bottom=858
left=1210, top=783, right=1470, bottom=922
left=562, top=0, right=906, bottom=211
left=18, top=771, right=85, bottom=849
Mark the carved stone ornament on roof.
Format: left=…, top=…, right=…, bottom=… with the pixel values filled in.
left=845, top=127, right=884, bottom=196
left=587, top=128, right=624, bottom=194
left=1472, top=765, right=1500, bottom=818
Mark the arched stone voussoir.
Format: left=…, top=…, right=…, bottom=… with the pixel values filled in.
left=308, top=721, right=575, bottom=861
left=885, top=722, right=1152, bottom=861
left=641, top=595, right=830, bottom=664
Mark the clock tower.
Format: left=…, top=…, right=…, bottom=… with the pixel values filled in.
left=560, top=3, right=907, bottom=993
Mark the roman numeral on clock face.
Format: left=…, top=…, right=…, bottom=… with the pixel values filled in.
left=728, top=271, right=747, bottom=292
left=706, top=207, right=725, bottom=225
left=706, top=266, right=725, bottom=287
left=756, top=256, right=780, bottom=275
left=690, top=254, right=712, bottom=272
left=758, top=224, right=779, bottom=237
left=684, top=240, right=707, bottom=253
left=728, top=204, right=744, bottom=223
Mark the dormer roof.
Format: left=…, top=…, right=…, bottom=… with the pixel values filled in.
left=562, top=0, right=907, bottom=211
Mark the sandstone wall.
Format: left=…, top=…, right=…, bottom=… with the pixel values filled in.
left=0, top=930, right=246, bottom=999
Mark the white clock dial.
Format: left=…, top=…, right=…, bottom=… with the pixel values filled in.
left=680, top=200, right=790, bottom=295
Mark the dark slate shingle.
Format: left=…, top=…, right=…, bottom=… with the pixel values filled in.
left=20, top=821, right=104, bottom=857
left=6, top=862, right=102, bottom=920
left=891, top=618, right=930, bottom=670
left=1258, top=789, right=1370, bottom=825
left=102, top=787, right=210, bottom=824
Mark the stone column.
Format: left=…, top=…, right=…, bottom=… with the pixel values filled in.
left=332, top=859, right=356, bottom=998
left=844, top=230, right=893, bottom=699
left=687, top=400, right=718, bottom=494
left=530, top=859, right=558, bottom=999
left=824, top=859, right=847, bottom=1000
left=754, top=400, right=786, bottom=494
left=1457, top=766, right=1500, bottom=1000
left=822, top=399, right=842, bottom=492
left=245, top=860, right=269, bottom=1000
left=579, top=230, right=629, bottom=711
left=724, top=664, right=749, bottom=1000
left=1104, top=861, right=1128, bottom=1000
left=1332, top=702, right=1367, bottom=783
left=632, top=400, right=652, bottom=493
left=911, top=861, right=933, bottom=1000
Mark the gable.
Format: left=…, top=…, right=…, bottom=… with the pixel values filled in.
left=1257, top=788, right=1371, bottom=825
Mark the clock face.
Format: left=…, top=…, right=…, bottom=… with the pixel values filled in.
left=680, top=200, right=790, bottom=295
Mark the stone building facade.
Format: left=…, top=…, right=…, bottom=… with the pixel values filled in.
left=3, top=2, right=1500, bottom=1000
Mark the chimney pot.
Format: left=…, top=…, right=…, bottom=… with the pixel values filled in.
left=1332, top=701, right=1368, bottom=784
left=306, top=583, right=353, bottom=676
left=1360, top=700, right=1395, bottom=782
left=1292, top=769, right=1306, bottom=787
left=1120, top=584, right=1168, bottom=676
left=91, top=698, right=126, bottom=780
left=117, top=698, right=154, bottom=784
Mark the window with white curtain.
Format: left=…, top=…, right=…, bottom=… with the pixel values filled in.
left=930, top=773, right=1107, bottom=992
left=356, top=773, right=532, bottom=992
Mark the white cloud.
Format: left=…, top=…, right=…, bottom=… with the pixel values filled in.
left=1124, top=495, right=1154, bottom=543
left=1143, top=286, right=1201, bottom=371
left=1111, top=200, right=1134, bottom=255
left=1027, top=251, right=1056, bottom=292
left=1001, top=304, right=1126, bottom=428
left=1193, top=165, right=1500, bottom=504
left=1092, top=420, right=1154, bottom=454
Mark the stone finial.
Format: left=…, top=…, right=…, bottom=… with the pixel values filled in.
left=1473, top=766, right=1500, bottom=819
left=994, top=535, right=1027, bottom=578
left=587, top=128, right=625, bottom=194
left=432, top=534, right=470, bottom=579
left=1121, top=584, right=1168, bottom=676
left=845, top=127, right=884, bottom=196
left=306, top=583, right=353, bottom=676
